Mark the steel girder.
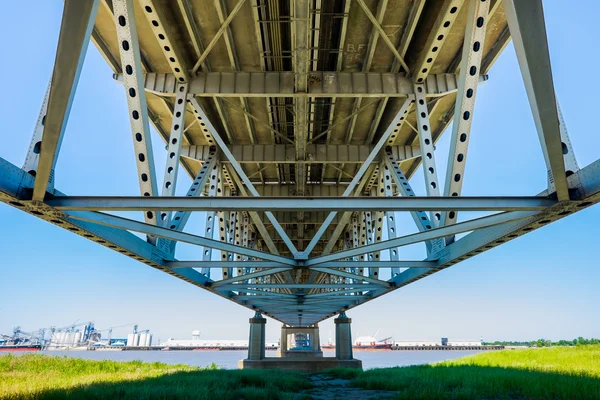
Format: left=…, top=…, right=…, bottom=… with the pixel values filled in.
left=32, top=0, right=100, bottom=201
left=2, top=0, right=600, bottom=326
left=45, top=196, right=557, bottom=212
left=180, top=144, right=421, bottom=164
left=113, top=72, right=488, bottom=98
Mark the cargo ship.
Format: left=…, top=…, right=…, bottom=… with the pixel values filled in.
left=0, top=344, right=42, bottom=352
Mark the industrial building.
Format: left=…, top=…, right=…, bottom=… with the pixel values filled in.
left=162, top=331, right=278, bottom=350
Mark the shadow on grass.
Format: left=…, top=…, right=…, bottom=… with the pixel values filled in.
left=325, top=364, right=600, bottom=399
left=5, top=368, right=312, bottom=400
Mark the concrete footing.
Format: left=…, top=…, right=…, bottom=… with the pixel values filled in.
left=238, top=358, right=362, bottom=372
left=240, top=312, right=362, bottom=372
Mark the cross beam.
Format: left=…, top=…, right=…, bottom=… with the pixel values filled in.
left=113, top=72, right=487, bottom=98
left=180, top=144, right=421, bottom=164
left=47, top=196, right=556, bottom=212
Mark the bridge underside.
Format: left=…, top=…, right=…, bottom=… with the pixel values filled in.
left=3, top=0, right=599, bottom=326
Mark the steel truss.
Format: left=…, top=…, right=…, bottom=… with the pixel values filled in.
left=2, top=0, right=599, bottom=326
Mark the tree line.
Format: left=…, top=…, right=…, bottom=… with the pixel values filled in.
left=483, top=337, right=600, bottom=347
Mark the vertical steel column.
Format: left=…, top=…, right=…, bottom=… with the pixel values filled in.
left=32, top=0, right=100, bottom=201
left=23, top=81, right=51, bottom=180
left=371, top=208, right=383, bottom=279
left=384, top=150, right=444, bottom=255
left=382, top=167, right=400, bottom=276
left=160, top=152, right=218, bottom=255
left=343, top=231, right=353, bottom=285
left=549, top=102, right=580, bottom=190
left=364, top=212, right=375, bottom=275
left=414, top=84, right=441, bottom=227
left=502, top=0, right=569, bottom=201
left=113, top=0, right=159, bottom=232
left=228, top=211, right=239, bottom=278
left=351, top=217, right=360, bottom=282
left=358, top=213, right=369, bottom=276
left=160, top=83, right=189, bottom=225
left=199, top=165, right=220, bottom=277
left=239, top=215, right=250, bottom=277
left=442, top=0, right=490, bottom=233
left=217, top=175, right=229, bottom=278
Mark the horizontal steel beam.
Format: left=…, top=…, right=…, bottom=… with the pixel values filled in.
left=305, top=211, right=537, bottom=266
left=315, top=260, right=437, bottom=268
left=309, top=267, right=391, bottom=286
left=0, top=158, right=211, bottom=288
left=181, top=144, right=421, bottom=164
left=64, top=211, right=297, bottom=266
left=114, top=72, right=487, bottom=98
left=166, top=260, right=436, bottom=269
left=167, top=261, right=288, bottom=269
left=46, top=196, right=556, bottom=212
left=218, top=283, right=383, bottom=290
left=211, top=267, right=292, bottom=287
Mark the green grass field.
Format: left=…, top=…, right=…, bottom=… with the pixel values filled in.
left=0, top=354, right=310, bottom=400
left=2, top=346, right=600, bottom=399
left=328, top=345, right=600, bottom=399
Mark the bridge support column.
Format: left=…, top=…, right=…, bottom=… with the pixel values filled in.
left=247, top=312, right=266, bottom=361
left=278, top=324, right=322, bottom=358
left=335, top=312, right=353, bottom=360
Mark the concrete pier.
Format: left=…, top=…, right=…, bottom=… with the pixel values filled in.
left=335, top=312, right=353, bottom=360
left=239, top=313, right=362, bottom=371
left=278, top=324, right=323, bottom=358
left=247, top=313, right=266, bottom=361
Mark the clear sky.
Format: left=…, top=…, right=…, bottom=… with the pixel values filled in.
left=1, top=1, right=599, bottom=344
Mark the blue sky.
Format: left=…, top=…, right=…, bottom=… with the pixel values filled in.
left=0, top=1, right=599, bottom=344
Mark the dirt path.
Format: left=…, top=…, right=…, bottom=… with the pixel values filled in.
left=296, top=374, right=397, bottom=400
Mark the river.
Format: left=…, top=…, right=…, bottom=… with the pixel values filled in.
left=14, top=349, right=484, bottom=369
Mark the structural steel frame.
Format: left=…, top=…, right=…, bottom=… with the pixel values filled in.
left=2, top=0, right=599, bottom=326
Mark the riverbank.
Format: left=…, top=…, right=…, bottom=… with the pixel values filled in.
left=1, top=346, right=599, bottom=399
left=327, top=345, right=600, bottom=399
left=0, top=354, right=310, bottom=399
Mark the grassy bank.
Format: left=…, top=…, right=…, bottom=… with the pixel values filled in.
left=2, top=347, right=600, bottom=399
left=328, top=345, right=600, bottom=399
left=0, top=354, right=310, bottom=400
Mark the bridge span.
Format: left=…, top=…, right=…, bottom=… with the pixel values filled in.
left=2, top=0, right=599, bottom=368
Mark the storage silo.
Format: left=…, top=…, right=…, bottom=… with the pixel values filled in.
left=147, top=334, right=152, bottom=347
left=127, top=333, right=135, bottom=347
